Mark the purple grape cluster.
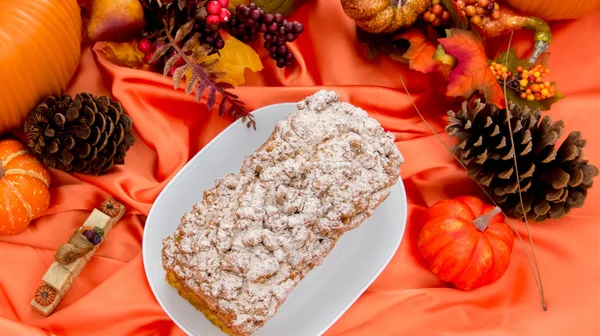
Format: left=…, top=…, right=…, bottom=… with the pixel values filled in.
left=83, top=229, right=102, bottom=245
left=228, top=3, right=304, bottom=68
left=262, top=14, right=304, bottom=68
left=194, top=23, right=225, bottom=53
left=228, top=3, right=265, bottom=42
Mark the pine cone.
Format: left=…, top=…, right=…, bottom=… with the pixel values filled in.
left=446, top=99, right=599, bottom=221
left=24, top=93, right=135, bottom=175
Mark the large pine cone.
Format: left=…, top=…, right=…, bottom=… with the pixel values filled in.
left=24, top=93, right=135, bottom=175
left=446, top=99, right=599, bottom=221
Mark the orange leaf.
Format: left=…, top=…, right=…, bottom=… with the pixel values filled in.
left=438, top=29, right=506, bottom=108
left=393, top=29, right=451, bottom=77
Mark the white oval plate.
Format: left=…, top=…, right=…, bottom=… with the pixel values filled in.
left=143, top=102, right=408, bottom=336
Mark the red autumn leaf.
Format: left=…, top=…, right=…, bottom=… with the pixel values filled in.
left=438, top=29, right=506, bottom=108
left=392, top=29, right=451, bottom=77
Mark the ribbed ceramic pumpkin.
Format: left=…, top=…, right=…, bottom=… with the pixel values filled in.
left=0, top=0, right=82, bottom=133
left=0, top=140, right=51, bottom=235
left=501, top=0, right=600, bottom=21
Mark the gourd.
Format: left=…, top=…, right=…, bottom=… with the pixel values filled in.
left=500, top=0, right=600, bottom=21
left=0, top=0, right=82, bottom=133
left=418, top=196, right=514, bottom=290
left=0, top=140, right=51, bottom=235
left=341, top=0, right=432, bottom=34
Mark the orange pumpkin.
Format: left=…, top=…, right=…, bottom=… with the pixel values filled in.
left=0, top=0, right=82, bottom=133
left=341, top=0, right=431, bottom=34
left=500, top=0, right=600, bottom=21
left=0, top=140, right=51, bottom=235
left=418, top=196, right=514, bottom=290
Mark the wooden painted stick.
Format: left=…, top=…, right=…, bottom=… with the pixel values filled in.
left=31, top=198, right=125, bottom=316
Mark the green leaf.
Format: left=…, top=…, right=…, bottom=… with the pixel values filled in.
left=432, top=44, right=456, bottom=69
left=504, top=85, right=565, bottom=112
left=492, top=48, right=564, bottom=111
left=93, top=226, right=105, bottom=238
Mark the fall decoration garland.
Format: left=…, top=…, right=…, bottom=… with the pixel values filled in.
left=24, top=93, right=136, bottom=176
left=418, top=196, right=514, bottom=290
left=0, top=139, right=51, bottom=236
left=446, top=99, right=599, bottom=221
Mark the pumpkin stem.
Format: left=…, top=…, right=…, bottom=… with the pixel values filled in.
left=473, top=206, right=502, bottom=232
left=0, top=160, right=5, bottom=179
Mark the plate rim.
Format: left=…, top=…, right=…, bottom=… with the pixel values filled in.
left=142, top=102, right=407, bottom=336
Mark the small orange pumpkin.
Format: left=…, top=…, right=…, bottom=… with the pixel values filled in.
left=500, top=0, right=600, bottom=21
left=0, top=140, right=51, bottom=235
left=418, top=196, right=514, bottom=290
left=341, top=0, right=431, bottom=34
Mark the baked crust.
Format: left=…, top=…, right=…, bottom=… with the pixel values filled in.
left=162, top=90, right=404, bottom=335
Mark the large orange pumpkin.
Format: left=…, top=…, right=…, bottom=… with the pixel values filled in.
left=500, top=0, right=600, bottom=21
left=0, top=140, right=51, bottom=235
left=418, top=196, right=514, bottom=290
left=0, top=0, right=82, bottom=133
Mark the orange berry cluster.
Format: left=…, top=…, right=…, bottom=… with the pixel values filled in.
left=422, top=0, right=451, bottom=27
left=490, top=62, right=556, bottom=101
left=455, top=0, right=501, bottom=26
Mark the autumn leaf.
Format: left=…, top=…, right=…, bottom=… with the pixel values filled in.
left=492, top=48, right=564, bottom=111
left=392, top=29, right=452, bottom=77
left=197, top=31, right=263, bottom=87
left=438, top=29, right=505, bottom=108
left=102, top=40, right=146, bottom=68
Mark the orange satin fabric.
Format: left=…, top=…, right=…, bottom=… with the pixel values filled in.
left=2, top=1, right=600, bottom=335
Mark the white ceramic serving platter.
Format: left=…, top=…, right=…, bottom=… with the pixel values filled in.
left=143, top=101, right=408, bottom=336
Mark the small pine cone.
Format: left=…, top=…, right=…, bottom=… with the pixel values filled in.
left=446, top=99, right=599, bottom=221
left=24, top=93, right=135, bottom=176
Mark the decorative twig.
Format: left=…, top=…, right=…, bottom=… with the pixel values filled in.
left=501, top=31, right=547, bottom=311
left=151, top=9, right=256, bottom=129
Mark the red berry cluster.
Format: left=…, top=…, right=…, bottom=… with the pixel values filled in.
left=206, top=0, right=231, bottom=26
left=137, top=38, right=154, bottom=63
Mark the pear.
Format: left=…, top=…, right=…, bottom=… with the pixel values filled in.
left=87, top=0, right=146, bottom=42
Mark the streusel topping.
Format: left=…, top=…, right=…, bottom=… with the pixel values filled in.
left=162, top=90, right=403, bottom=334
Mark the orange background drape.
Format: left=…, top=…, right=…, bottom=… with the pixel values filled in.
left=2, top=1, right=600, bottom=335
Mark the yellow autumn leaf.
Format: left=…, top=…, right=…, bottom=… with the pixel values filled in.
left=198, top=31, right=263, bottom=87
left=103, top=40, right=145, bottom=69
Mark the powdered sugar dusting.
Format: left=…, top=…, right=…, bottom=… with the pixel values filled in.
left=162, top=90, right=404, bottom=335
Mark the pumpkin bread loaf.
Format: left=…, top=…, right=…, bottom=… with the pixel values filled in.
left=162, top=90, right=404, bottom=336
